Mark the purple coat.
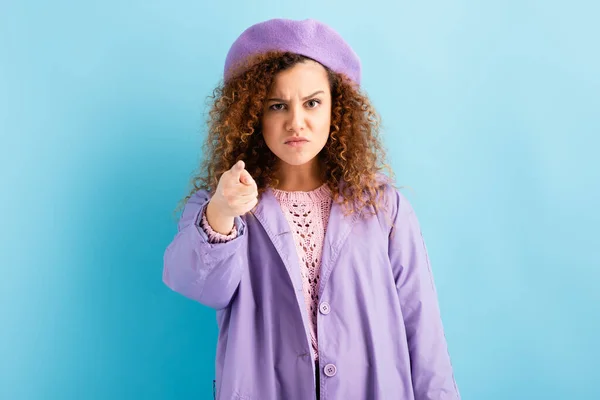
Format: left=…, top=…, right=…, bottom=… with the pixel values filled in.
left=163, top=183, right=460, bottom=400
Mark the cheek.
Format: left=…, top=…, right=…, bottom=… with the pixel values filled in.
left=261, top=117, right=277, bottom=141
left=315, top=111, right=331, bottom=137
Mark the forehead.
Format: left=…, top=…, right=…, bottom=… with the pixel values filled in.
left=269, top=60, right=330, bottom=93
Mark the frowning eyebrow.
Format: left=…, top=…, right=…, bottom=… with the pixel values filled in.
left=267, top=90, right=325, bottom=102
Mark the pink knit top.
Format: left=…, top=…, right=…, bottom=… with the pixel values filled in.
left=200, top=183, right=333, bottom=360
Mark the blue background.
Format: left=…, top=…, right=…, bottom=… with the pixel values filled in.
left=2, top=1, right=599, bottom=399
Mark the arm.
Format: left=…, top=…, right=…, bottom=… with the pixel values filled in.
left=163, top=189, right=248, bottom=310
left=387, top=189, right=460, bottom=399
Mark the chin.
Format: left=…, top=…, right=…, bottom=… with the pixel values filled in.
left=278, top=153, right=318, bottom=167
left=281, top=158, right=313, bottom=166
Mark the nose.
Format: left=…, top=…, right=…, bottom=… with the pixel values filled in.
left=285, top=104, right=306, bottom=132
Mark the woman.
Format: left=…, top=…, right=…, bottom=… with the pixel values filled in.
left=163, top=18, right=460, bottom=400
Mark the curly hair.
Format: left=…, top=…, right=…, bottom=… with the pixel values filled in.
left=180, top=51, right=394, bottom=216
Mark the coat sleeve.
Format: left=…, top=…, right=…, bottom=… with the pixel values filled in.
left=386, top=187, right=460, bottom=399
left=162, top=189, right=248, bottom=310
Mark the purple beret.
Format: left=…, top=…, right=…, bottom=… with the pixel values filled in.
left=224, top=18, right=361, bottom=85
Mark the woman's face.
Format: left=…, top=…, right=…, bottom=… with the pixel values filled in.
left=261, top=60, right=332, bottom=169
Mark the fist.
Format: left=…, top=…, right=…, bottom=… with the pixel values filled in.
left=209, top=160, right=258, bottom=218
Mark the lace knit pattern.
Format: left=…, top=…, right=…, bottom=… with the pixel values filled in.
left=199, top=184, right=333, bottom=360
left=272, top=183, right=332, bottom=361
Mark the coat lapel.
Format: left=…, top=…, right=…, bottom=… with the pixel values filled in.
left=251, top=188, right=300, bottom=284
left=318, top=194, right=361, bottom=296
left=251, top=188, right=314, bottom=356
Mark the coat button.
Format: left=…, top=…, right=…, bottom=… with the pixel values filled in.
left=319, top=302, right=330, bottom=315
left=323, top=363, right=337, bottom=377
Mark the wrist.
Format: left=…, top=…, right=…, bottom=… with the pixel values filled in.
left=206, top=200, right=235, bottom=235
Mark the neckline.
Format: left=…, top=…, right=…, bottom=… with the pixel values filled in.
left=271, top=183, right=332, bottom=202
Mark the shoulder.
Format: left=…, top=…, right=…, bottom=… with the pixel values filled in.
left=360, top=173, right=421, bottom=238
left=178, top=188, right=212, bottom=228
left=374, top=173, right=415, bottom=218
left=184, top=188, right=211, bottom=209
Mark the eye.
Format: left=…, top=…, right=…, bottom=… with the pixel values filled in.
left=269, top=103, right=286, bottom=111
left=306, top=99, right=321, bottom=109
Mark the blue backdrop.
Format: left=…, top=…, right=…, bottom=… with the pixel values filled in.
left=2, top=1, right=599, bottom=399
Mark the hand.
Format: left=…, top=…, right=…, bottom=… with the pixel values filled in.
left=206, top=161, right=258, bottom=234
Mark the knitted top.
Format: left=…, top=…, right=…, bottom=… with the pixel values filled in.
left=200, top=184, right=333, bottom=360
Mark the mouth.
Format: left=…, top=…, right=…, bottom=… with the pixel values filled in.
left=284, top=137, right=309, bottom=146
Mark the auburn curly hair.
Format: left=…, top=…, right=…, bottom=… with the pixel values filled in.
left=181, top=51, right=394, bottom=216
